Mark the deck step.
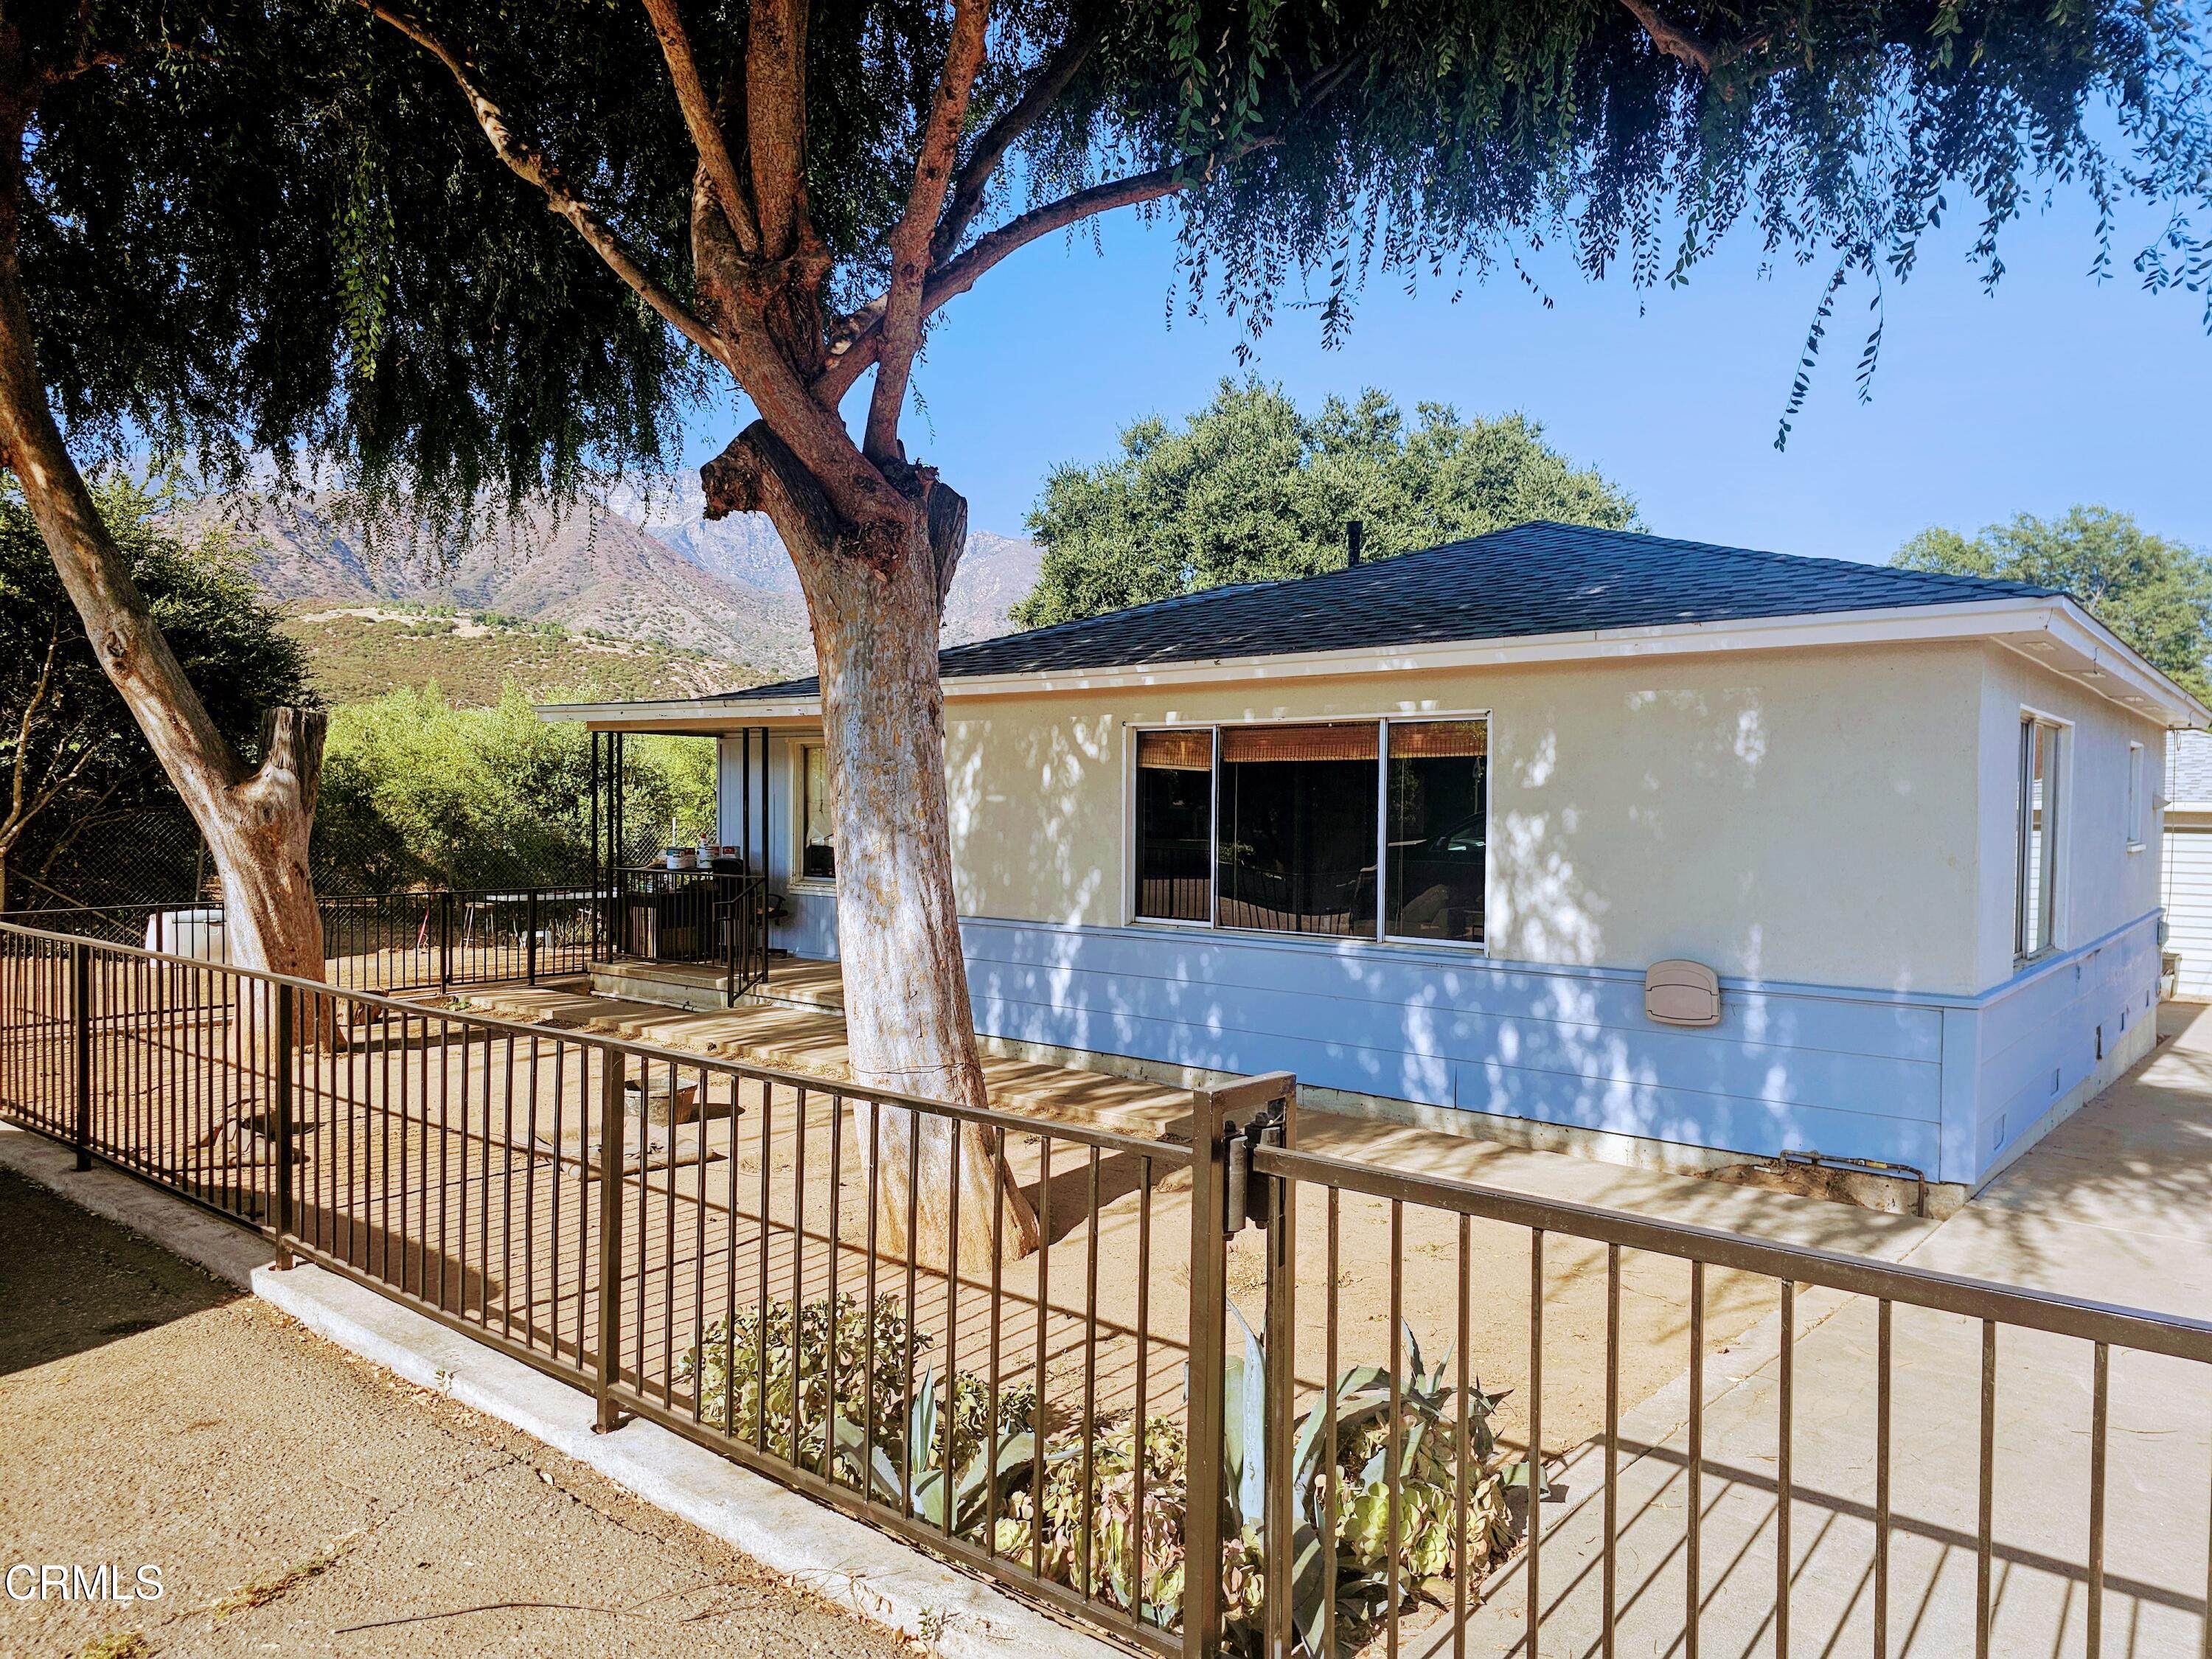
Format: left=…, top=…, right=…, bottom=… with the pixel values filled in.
left=589, top=960, right=732, bottom=1013
left=589, top=957, right=845, bottom=1018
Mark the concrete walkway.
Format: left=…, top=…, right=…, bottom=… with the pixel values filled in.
left=1459, top=1004, right=2212, bottom=1659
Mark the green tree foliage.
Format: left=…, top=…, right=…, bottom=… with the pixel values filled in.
left=21, top=4, right=2212, bottom=520
left=314, top=684, right=716, bottom=891
left=0, top=479, right=313, bottom=911
left=1894, top=507, right=2212, bottom=701
left=1015, top=380, right=1638, bottom=627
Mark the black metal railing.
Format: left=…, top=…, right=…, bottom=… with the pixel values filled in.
left=3, top=920, right=2209, bottom=1659
left=7, top=883, right=616, bottom=999
left=612, top=866, right=771, bottom=1004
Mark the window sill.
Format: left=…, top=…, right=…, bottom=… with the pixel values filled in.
left=1124, top=916, right=1487, bottom=956
left=789, top=878, right=837, bottom=896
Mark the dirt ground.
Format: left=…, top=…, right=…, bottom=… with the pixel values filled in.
left=0, top=1166, right=917, bottom=1659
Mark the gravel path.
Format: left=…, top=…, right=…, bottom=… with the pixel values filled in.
left=0, top=1164, right=920, bottom=1659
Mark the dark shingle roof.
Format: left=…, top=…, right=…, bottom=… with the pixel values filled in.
left=721, top=521, right=2060, bottom=701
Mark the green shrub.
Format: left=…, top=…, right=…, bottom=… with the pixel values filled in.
left=315, top=681, right=713, bottom=888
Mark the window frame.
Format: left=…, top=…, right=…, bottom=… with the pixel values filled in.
left=1123, top=710, right=1491, bottom=952
left=2126, top=740, right=2147, bottom=852
left=793, top=739, right=837, bottom=890
left=2012, top=709, right=2069, bottom=965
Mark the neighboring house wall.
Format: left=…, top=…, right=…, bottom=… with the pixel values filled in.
left=714, top=638, right=2168, bottom=1187
left=2163, top=731, right=2212, bottom=1000
left=2166, top=811, right=2212, bottom=998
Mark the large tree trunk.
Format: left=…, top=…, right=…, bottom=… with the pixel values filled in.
left=0, top=242, right=328, bottom=983
left=706, top=422, right=1043, bottom=1267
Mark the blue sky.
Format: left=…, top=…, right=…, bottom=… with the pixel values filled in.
left=684, top=189, right=2212, bottom=564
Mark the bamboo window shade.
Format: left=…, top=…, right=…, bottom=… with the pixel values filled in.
left=1220, top=723, right=1380, bottom=763
left=1386, top=720, right=1488, bottom=758
left=1135, top=729, right=1213, bottom=771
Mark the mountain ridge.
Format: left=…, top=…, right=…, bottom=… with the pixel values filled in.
left=184, top=488, right=1045, bottom=685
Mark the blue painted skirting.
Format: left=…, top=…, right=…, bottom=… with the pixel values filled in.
left=781, top=899, right=2161, bottom=1186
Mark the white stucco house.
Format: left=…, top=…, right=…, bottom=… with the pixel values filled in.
left=545, top=522, right=2207, bottom=1197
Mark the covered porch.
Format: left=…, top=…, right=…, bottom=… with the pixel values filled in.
left=579, top=709, right=835, bottom=1004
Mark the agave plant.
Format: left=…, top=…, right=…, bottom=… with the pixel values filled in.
left=679, top=1290, right=1528, bottom=1656
left=837, top=1366, right=1038, bottom=1537
left=1213, top=1306, right=1528, bottom=1657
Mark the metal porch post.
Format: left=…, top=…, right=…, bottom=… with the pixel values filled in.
left=594, top=1043, right=627, bottom=1433
left=70, top=939, right=90, bottom=1171
left=274, top=980, right=295, bottom=1267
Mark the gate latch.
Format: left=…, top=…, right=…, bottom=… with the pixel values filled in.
left=1221, top=1101, right=1288, bottom=1237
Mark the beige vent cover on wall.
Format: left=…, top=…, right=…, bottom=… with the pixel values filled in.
left=1645, top=959, right=1722, bottom=1028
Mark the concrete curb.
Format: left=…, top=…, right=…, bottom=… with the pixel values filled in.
left=0, top=1123, right=1119, bottom=1659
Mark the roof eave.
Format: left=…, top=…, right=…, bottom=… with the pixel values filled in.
left=535, top=594, right=2210, bottom=731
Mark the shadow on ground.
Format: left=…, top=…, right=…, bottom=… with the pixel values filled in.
left=0, top=1164, right=237, bottom=1372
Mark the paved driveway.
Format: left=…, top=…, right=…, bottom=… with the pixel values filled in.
left=1455, top=1004, right=2212, bottom=1658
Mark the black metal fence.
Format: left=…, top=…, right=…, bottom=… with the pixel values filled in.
left=7, top=876, right=764, bottom=1003
left=4, top=920, right=2210, bottom=1659
left=613, top=866, right=771, bottom=1005
left=6, top=884, right=611, bottom=998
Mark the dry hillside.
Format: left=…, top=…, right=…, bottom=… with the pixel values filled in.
left=185, top=487, right=1046, bottom=694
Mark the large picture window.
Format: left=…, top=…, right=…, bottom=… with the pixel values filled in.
left=1218, top=724, right=1380, bottom=936
left=800, top=742, right=836, bottom=881
left=1130, top=716, right=1488, bottom=946
left=2014, top=714, right=2062, bottom=961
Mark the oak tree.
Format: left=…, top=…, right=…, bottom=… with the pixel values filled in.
left=1017, top=379, right=1638, bottom=627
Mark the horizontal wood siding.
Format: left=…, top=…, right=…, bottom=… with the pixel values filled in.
left=1969, top=914, right=2162, bottom=1180
left=957, top=917, right=1949, bottom=1169
left=2163, top=827, right=2212, bottom=998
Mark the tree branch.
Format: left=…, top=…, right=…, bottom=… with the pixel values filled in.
left=1616, top=0, right=1771, bottom=78
left=41, top=38, right=212, bottom=86
left=930, top=18, right=1096, bottom=266
left=639, top=0, right=759, bottom=257
left=2, top=626, right=60, bottom=841
left=361, top=0, right=729, bottom=367
left=1617, top=0, right=1714, bottom=72
left=745, top=0, right=810, bottom=257
left=863, top=0, right=990, bottom=463
left=820, top=156, right=1234, bottom=403
left=818, top=41, right=1358, bottom=406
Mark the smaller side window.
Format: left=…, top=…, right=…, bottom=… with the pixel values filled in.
left=800, top=743, right=836, bottom=881
left=2014, top=714, right=2064, bottom=961
left=2126, top=741, right=2146, bottom=847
